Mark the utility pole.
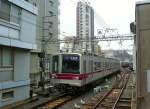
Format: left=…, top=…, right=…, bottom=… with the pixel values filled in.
left=39, top=15, right=56, bottom=92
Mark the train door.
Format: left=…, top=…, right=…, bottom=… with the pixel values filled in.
left=82, top=55, right=87, bottom=85
left=90, top=56, right=94, bottom=80
left=102, top=58, right=105, bottom=76
left=86, top=55, right=93, bottom=83
left=52, top=55, right=59, bottom=73
left=83, top=57, right=87, bottom=73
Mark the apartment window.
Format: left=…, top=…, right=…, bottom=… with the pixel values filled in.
left=49, top=22, right=53, bottom=28
left=2, top=91, right=14, bottom=99
left=33, top=2, right=37, bottom=6
left=0, top=0, right=21, bottom=24
left=49, top=11, right=53, bottom=16
left=0, top=0, right=10, bottom=21
left=0, top=47, right=14, bottom=82
left=86, top=6, right=89, bottom=12
left=86, top=14, right=89, bottom=18
left=49, top=0, right=54, bottom=6
left=10, top=5, right=21, bottom=24
left=2, top=48, right=13, bottom=66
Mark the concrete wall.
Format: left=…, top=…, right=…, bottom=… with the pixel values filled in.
left=28, top=0, right=60, bottom=53
left=20, top=9, right=36, bottom=44
left=0, top=0, right=37, bottom=49
left=0, top=47, right=30, bottom=107
left=0, top=0, right=37, bottom=107
left=14, top=49, right=30, bottom=81
left=0, top=85, right=30, bottom=107
left=136, top=2, right=150, bottom=109
left=28, top=0, right=60, bottom=85
left=30, top=53, right=40, bottom=84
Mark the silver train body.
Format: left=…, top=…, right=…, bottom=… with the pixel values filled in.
left=51, top=53, right=120, bottom=87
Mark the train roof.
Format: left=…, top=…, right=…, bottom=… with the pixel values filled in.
left=136, top=0, right=150, bottom=6
left=52, top=52, right=120, bottom=61
left=52, top=52, right=81, bottom=55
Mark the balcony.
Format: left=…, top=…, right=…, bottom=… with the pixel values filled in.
left=0, top=0, right=37, bottom=50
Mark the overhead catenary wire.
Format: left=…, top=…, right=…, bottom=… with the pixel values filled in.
left=1, top=1, right=133, bottom=45
left=2, top=9, right=133, bottom=50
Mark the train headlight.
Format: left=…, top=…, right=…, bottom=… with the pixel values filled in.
left=74, top=76, right=79, bottom=80
left=51, top=76, right=55, bottom=79
left=51, top=74, right=56, bottom=79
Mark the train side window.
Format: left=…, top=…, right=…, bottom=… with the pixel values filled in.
left=52, top=55, right=59, bottom=73
left=83, top=60, right=86, bottom=73
left=94, top=62, right=97, bottom=70
left=91, top=60, right=93, bottom=72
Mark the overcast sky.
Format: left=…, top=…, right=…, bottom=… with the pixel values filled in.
left=60, top=0, right=136, bottom=51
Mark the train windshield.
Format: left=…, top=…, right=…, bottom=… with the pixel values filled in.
left=62, top=55, right=80, bottom=74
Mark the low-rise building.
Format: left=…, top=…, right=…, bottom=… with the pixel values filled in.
left=27, top=0, right=60, bottom=86
left=136, top=1, right=150, bottom=109
left=0, top=0, right=37, bottom=107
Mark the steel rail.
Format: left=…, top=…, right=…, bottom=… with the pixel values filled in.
left=32, top=93, right=67, bottom=109
left=92, top=74, right=130, bottom=109
left=91, top=88, right=114, bottom=109
left=41, top=95, right=72, bottom=109
left=41, top=92, right=82, bottom=109
left=112, top=74, right=130, bottom=109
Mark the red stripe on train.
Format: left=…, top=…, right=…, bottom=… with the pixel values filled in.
left=51, top=71, right=100, bottom=80
left=50, top=68, right=113, bottom=80
left=51, top=73, right=88, bottom=80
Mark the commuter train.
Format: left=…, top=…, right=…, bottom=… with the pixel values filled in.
left=121, top=61, right=133, bottom=71
left=50, top=53, right=120, bottom=91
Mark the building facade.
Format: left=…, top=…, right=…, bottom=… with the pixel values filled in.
left=27, top=0, right=60, bottom=86
left=76, top=1, right=94, bottom=53
left=0, top=0, right=37, bottom=107
left=136, top=1, right=150, bottom=109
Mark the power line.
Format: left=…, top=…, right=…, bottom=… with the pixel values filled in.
left=1, top=2, right=133, bottom=45
left=44, top=34, right=134, bottom=44
left=94, top=12, right=109, bottom=29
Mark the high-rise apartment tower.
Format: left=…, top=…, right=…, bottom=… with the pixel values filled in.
left=76, top=1, right=94, bottom=53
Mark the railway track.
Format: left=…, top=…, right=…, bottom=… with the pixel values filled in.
left=37, top=69, right=131, bottom=109
left=41, top=95, right=72, bottom=109
left=81, top=73, right=131, bottom=109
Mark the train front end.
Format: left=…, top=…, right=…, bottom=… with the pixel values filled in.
left=51, top=53, right=83, bottom=87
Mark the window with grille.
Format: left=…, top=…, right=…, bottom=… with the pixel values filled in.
left=0, top=0, right=10, bottom=21
left=0, top=47, right=14, bottom=82
left=2, top=91, right=14, bottom=100
left=0, top=0, right=21, bottom=24
left=49, top=11, right=53, bottom=16
left=49, top=0, right=54, bottom=6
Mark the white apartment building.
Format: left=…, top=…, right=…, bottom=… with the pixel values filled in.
left=0, top=0, right=37, bottom=107
left=76, top=1, right=94, bottom=53
left=27, top=0, right=60, bottom=85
